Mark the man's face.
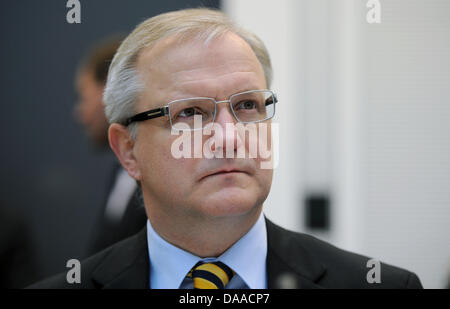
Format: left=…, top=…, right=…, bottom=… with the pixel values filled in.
left=131, top=33, right=273, bottom=221
left=75, top=70, right=109, bottom=146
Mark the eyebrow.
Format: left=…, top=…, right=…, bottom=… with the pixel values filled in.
left=170, top=85, right=265, bottom=102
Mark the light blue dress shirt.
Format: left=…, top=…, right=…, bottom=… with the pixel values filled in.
left=146, top=212, right=267, bottom=289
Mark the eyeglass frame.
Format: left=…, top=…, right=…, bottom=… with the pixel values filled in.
left=122, top=89, right=277, bottom=129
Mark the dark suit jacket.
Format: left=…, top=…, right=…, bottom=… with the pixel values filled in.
left=29, top=219, right=422, bottom=289
left=0, top=207, right=38, bottom=288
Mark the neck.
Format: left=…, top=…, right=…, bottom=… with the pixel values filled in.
left=147, top=204, right=262, bottom=258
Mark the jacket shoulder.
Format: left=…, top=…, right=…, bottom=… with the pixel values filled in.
left=266, top=220, right=422, bottom=289
left=27, top=229, right=146, bottom=289
left=27, top=252, right=107, bottom=289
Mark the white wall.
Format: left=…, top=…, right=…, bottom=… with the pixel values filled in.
left=224, top=0, right=450, bottom=288
left=361, top=0, right=450, bottom=289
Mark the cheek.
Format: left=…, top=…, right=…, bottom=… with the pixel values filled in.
left=135, top=133, right=197, bottom=191
left=241, top=123, right=272, bottom=161
left=249, top=168, right=273, bottom=208
left=260, top=168, right=273, bottom=190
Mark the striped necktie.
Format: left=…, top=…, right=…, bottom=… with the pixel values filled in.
left=187, top=261, right=235, bottom=289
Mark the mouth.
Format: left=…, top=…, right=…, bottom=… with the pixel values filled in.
left=200, top=168, right=249, bottom=181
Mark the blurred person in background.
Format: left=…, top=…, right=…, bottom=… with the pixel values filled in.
left=74, top=36, right=147, bottom=255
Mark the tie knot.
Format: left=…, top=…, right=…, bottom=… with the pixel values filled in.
left=187, top=261, right=235, bottom=289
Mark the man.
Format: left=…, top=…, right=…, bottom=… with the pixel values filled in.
left=31, top=8, right=422, bottom=289
left=74, top=37, right=147, bottom=255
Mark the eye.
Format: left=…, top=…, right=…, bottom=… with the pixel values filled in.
left=178, top=107, right=203, bottom=118
left=236, top=100, right=257, bottom=110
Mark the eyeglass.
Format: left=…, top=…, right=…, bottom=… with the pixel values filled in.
left=123, top=89, right=277, bottom=131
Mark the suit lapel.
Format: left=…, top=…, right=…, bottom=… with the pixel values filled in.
left=91, top=227, right=150, bottom=289
left=265, top=218, right=327, bottom=289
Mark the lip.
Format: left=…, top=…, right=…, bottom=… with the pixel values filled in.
left=199, top=168, right=249, bottom=181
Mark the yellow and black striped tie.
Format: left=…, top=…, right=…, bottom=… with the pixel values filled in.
left=187, top=261, right=235, bottom=289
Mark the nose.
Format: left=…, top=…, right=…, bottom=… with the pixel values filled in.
left=210, top=103, right=243, bottom=156
left=214, top=102, right=236, bottom=126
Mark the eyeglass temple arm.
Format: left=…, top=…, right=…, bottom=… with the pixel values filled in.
left=124, top=106, right=169, bottom=126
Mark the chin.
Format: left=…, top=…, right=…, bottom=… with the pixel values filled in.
left=198, top=188, right=261, bottom=218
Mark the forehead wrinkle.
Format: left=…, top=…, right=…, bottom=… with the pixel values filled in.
left=173, top=71, right=263, bottom=100
left=165, top=50, right=260, bottom=72
left=167, top=58, right=265, bottom=99
left=161, top=54, right=261, bottom=82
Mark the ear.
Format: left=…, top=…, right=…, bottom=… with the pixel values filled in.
left=108, top=123, right=142, bottom=181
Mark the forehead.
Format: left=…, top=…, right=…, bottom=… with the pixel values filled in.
left=135, top=32, right=266, bottom=104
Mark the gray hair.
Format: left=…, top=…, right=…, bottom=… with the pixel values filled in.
left=103, top=8, right=273, bottom=139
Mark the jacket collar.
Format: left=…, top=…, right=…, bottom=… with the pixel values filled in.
left=92, top=227, right=149, bottom=289
left=265, top=218, right=327, bottom=289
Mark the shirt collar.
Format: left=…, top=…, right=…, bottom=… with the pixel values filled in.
left=146, top=212, right=267, bottom=289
